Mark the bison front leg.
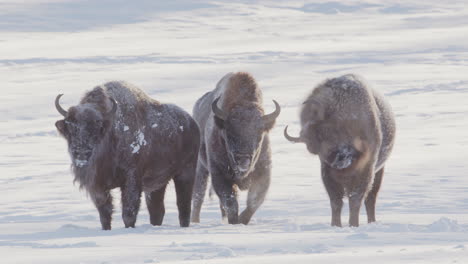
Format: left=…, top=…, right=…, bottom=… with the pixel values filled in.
left=348, top=192, right=365, bottom=227
left=121, top=176, right=142, bottom=228
left=348, top=169, right=373, bottom=227
left=91, top=190, right=113, bottom=230
left=321, top=163, right=344, bottom=227
left=212, top=174, right=239, bottom=224
left=145, top=184, right=167, bottom=226
left=191, top=161, right=210, bottom=223
left=239, top=168, right=271, bottom=225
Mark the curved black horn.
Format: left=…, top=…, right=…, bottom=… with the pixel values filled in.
left=55, top=94, right=68, bottom=117
left=107, top=97, right=117, bottom=116
left=263, top=100, right=281, bottom=124
left=212, top=97, right=227, bottom=121
left=284, top=125, right=303, bottom=143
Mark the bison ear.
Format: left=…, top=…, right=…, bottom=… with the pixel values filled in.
left=263, top=118, right=276, bottom=131
left=55, top=120, right=66, bottom=135
left=214, top=116, right=225, bottom=129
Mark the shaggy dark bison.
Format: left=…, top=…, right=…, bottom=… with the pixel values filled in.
left=191, top=72, right=281, bottom=224
left=284, top=74, right=395, bottom=227
left=55, top=81, right=200, bottom=230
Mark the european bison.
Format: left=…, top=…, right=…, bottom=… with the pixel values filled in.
left=284, top=74, right=395, bottom=227
left=191, top=72, right=281, bottom=224
left=55, top=81, right=200, bottom=230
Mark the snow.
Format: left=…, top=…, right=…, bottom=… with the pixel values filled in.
left=130, top=129, right=147, bottom=154
left=1, top=0, right=468, bottom=263
left=74, top=159, right=88, bottom=168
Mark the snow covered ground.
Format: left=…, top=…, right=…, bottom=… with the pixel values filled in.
left=1, top=0, right=468, bottom=263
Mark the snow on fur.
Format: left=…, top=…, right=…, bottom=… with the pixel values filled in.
left=1, top=1, right=468, bottom=263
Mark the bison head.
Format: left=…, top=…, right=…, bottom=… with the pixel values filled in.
left=55, top=94, right=117, bottom=168
left=212, top=97, right=280, bottom=178
left=284, top=98, right=325, bottom=154
left=284, top=97, right=366, bottom=170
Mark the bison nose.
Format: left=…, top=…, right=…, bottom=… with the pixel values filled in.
left=235, top=154, right=251, bottom=172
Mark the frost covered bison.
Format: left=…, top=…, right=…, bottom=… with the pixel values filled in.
left=284, top=74, right=395, bottom=227
left=191, top=72, right=280, bottom=224
left=55, top=81, right=200, bottom=230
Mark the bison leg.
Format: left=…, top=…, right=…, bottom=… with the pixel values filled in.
left=365, top=167, right=384, bottom=223
left=212, top=175, right=239, bottom=224
left=145, top=184, right=167, bottom=226
left=121, top=177, right=142, bottom=228
left=91, top=191, right=113, bottom=230
left=239, top=170, right=271, bottom=225
left=349, top=168, right=374, bottom=227
left=321, top=163, right=344, bottom=227
left=191, top=161, right=210, bottom=223
left=348, top=192, right=365, bottom=227
left=219, top=202, right=227, bottom=220
left=174, top=163, right=196, bottom=227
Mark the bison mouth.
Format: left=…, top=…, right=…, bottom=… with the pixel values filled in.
left=232, top=169, right=249, bottom=181
left=228, top=163, right=248, bottom=180
left=74, top=159, right=89, bottom=168
left=70, top=150, right=93, bottom=168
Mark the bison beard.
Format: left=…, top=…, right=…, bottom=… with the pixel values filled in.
left=55, top=81, right=200, bottom=230
left=191, top=72, right=281, bottom=225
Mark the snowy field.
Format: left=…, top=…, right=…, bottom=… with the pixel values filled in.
left=1, top=0, right=468, bottom=263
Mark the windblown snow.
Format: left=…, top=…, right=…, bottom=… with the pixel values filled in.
left=1, top=1, right=468, bottom=264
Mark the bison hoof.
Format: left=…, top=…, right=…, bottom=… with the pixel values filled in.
left=240, top=219, right=250, bottom=225
left=150, top=215, right=164, bottom=226
left=227, top=218, right=239, bottom=225
left=123, top=214, right=137, bottom=228
left=180, top=220, right=190, bottom=227
left=239, top=212, right=251, bottom=225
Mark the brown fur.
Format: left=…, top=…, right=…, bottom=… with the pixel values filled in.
left=286, top=74, right=395, bottom=227
left=223, top=72, right=263, bottom=111
left=55, top=81, right=199, bottom=230
left=191, top=72, right=280, bottom=225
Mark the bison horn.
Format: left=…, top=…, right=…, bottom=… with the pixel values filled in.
left=55, top=94, right=68, bottom=117
left=284, top=125, right=303, bottom=143
left=262, top=100, right=281, bottom=124
left=212, top=97, right=227, bottom=121
left=107, top=97, right=118, bottom=116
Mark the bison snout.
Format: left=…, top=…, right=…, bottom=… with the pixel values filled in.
left=71, top=150, right=92, bottom=167
left=235, top=154, right=252, bottom=172
left=328, top=145, right=358, bottom=170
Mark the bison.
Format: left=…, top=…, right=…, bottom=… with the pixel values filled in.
left=55, top=81, right=200, bottom=230
left=284, top=74, right=395, bottom=227
left=191, top=72, right=281, bottom=225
